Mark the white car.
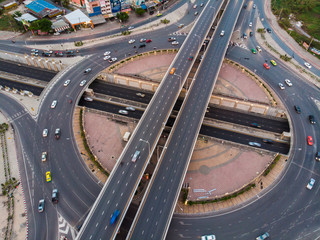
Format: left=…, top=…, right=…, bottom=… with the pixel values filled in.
left=248, top=142, right=261, bottom=147
left=128, top=26, right=134, bottom=30
left=306, top=178, right=315, bottom=190
left=256, top=46, right=262, bottom=52
left=31, top=49, right=39, bottom=53
left=253, top=4, right=256, bottom=9
left=193, top=4, right=197, bottom=9
left=201, top=234, right=216, bottom=240
left=220, top=30, right=225, bottom=36
left=80, top=80, right=87, bottom=87
left=140, top=38, right=146, bottom=42
left=285, top=79, right=292, bottom=86
left=132, top=150, right=140, bottom=162
left=172, top=41, right=179, bottom=45
left=64, top=79, right=70, bottom=87
left=128, top=39, right=135, bottom=44
left=256, top=232, right=269, bottom=240
left=104, top=51, right=111, bottom=56
left=278, top=83, right=285, bottom=90
left=118, top=110, right=128, bottom=115
left=42, top=129, right=48, bottom=137
left=103, top=55, right=111, bottom=61
left=51, top=100, right=57, bottom=109
left=84, top=97, right=93, bottom=101
left=249, top=22, right=252, bottom=27
left=125, top=106, right=135, bottom=111
left=38, top=199, right=45, bottom=212
left=304, top=62, right=312, bottom=69
left=111, top=57, right=117, bottom=62
left=41, top=152, right=47, bottom=162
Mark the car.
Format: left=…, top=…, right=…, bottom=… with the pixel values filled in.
left=178, top=24, right=184, bottom=28
left=132, top=150, right=140, bottom=162
left=309, top=115, right=316, bottom=124
left=128, top=26, right=134, bottom=30
left=263, top=139, right=274, bottom=144
left=170, top=67, right=176, bottom=74
left=128, top=39, right=135, bottom=44
left=42, top=52, right=51, bottom=57
left=253, top=4, right=256, bottom=9
left=31, top=52, right=38, bottom=56
left=256, top=46, right=262, bottom=52
left=243, top=33, right=247, bottom=39
left=315, top=152, right=320, bottom=161
left=54, top=51, right=63, bottom=57
left=307, top=136, right=313, bottom=146
left=140, top=38, right=146, bottom=42
left=263, top=63, right=270, bottom=69
left=139, top=44, right=146, bottom=48
left=146, top=39, right=152, bottom=43
left=304, top=62, right=312, bottom=69
left=168, top=37, right=176, bottom=42
left=285, top=79, right=292, bottom=86
left=220, top=30, right=225, bottom=36
left=51, top=100, right=57, bottom=109
left=53, top=32, right=60, bottom=36
left=64, top=79, right=70, bottom=86
left=65, top=50, right=74, bottom=54
left=256, top=232, right=269, bottom=240
left=103, top=55, right=111, bottom=61
left=249, top=142, right=261, bottom=147
left=251, top=48, right=257, bottom=54
left=84, top=97, right=93, bottom=101
left=250, top=31, right=253, bottom=37
left=38, top=199, right=45, bottom=212
left=266, top=28, right=272, bottom=33
left=118, top=110, right=128, bottom=115
left=104, top=51, right=111, bottom=56
left=107, top=57, right=117, bottom=63
left=52, top=189, right=58, bottom=203
left=55, top=128, right=61, bottom=139
left=42, top=129, right=48, bottom=137
left=156, top=13, right=162, bottom=17
left=306, top=178, right=315, bottom=190
left=125, top=106, right=135, bottom=111
left=193, top=4, right=197, bottom=8
left=270, top=60, right=277, bottom=66
left=194, top=11, right=198, bottom=16
left=136, top=93, right=145, bottom=97
left=31, top=49, right=39, bottom=53
left=41, top=152, right=47, bottom=162
left=243, top=4, right=247, bottom=9
left=46, top=171, right=51, bottom=182
left=110, top=209, right=120, bottom=225
left=278, top=83, right=285, bottom=90
left=84, top=68, right=91, bottom=74
left=80, top=80, right=87, bottom=87
left=250, top=123, right=261, bottom=128
left=249, top=22, right=252, bottom=27
left=172, top=41, right=179, bottom=45
left=294, top=105, right=301, bottom=114
left=201, top=234, right=216, bottom=240
left=200, top=3, right=204, bottom=7
left=188, top=56, right=194, bottom=61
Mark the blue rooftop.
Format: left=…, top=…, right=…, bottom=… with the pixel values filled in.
left=26, top=0, right=58, bottom=13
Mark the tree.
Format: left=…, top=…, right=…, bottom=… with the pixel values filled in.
left=116, top=12, right=129, bottom=22
left=135, top=8, right=145, bottom=16
left=29, top=19, right=52, bottom=32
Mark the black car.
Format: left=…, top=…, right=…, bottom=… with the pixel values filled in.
left=309, top=115, right=316, bottom=124
left=266, top=28, right=272, bottom=33
left=139, top=44, right=146, bottom=48
left=55, top=128, right=61, bottom=139
left=263, top=139, right=274, bottom=144
left=315, top=152, right=320, bottom=161
left=250, top=123, right=261, bottom=128
left=52, top=189, right=59, bottom=203
left=42, top=52, right=51, bottom=57
left=250, top=31, right=253, bottom=37
left=294, top=105, right=301, bottom=114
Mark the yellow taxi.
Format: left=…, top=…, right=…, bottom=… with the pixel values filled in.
left=46, top=171, right=51, bottom=182
left=270, top=60, right=277, bottom=66
left=170, top=67, right=176, bottom=75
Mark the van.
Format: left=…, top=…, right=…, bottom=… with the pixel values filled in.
left=170, top=67, right=176, bottom=75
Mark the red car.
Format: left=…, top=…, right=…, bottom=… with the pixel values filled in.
left=146, top=39, right=152, bottom=43
left=263, top=63, right=270, bottom=69
left=307, top=136, right=313, bottom=146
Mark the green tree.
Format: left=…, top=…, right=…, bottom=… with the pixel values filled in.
left=29, top=19, right=52, bottom=32
left=116, top=12, right=129, bottom=22
left=135, top=8, right=145, bottom=16
left=13, top=11, right=22, bottom=17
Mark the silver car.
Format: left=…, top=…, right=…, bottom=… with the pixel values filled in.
left=38, top=199, right=45, bottom=212
left=125, top=106, right=135, bottom=111
left=42, top=129, right=48, bottom=137
left=249, top=142, right=261, bottom=147
left=64, top=79, right=71, bottom=87
left=80, top=80, right=87, bottom=87
left=119, top=110, right=128, bottom=115
left=51, top=100, right=57, bottom=109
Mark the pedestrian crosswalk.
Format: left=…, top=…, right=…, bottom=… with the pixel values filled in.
left=58, top=214, right=77, bottom=240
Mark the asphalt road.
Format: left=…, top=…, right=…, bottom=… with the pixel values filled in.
left=127, top=1, right=245, bottom=239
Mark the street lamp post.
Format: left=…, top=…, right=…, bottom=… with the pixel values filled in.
left=139, top=138, right=150, bottom=155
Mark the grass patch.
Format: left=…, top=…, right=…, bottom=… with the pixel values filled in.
left=0, top=14, right=24, bottom=32
left=263, top=154, right=281, bottom=176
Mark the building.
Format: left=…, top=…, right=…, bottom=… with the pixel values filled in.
left=64, top=9, right=93, bottom=30
left=25, top=0, right=62, bottom=18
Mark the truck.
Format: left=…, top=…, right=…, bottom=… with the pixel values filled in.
left=123, top=132, right=131, bottom=142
